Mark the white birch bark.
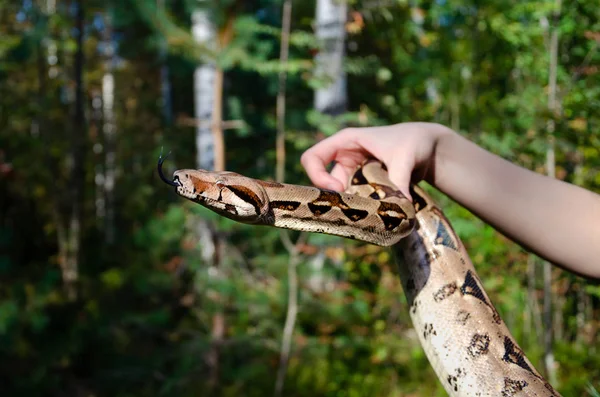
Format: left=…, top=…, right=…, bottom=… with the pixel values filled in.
left=314, top=0, right=347, bottom=114
left=192, top=8, right=216, bottom=171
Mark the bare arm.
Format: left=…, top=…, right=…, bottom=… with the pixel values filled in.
left=432, top=130, right=600, bottom=279
left=301, top=123, right=600, bottom=279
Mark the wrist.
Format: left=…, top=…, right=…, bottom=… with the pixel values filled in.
left=423, top=123, right=455, bottom=187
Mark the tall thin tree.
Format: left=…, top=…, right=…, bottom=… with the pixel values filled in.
left=543, top=0, right=562, bottom=385
left=274, top=4, right=296, bottom=396
left=314, top=0, right=348, bottom=114
left=102, top=11, right=116, bottom=244
left=60, top=0, right=86, bottom=300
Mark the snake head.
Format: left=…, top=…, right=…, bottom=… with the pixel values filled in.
left=172, top=169, right=269, bottom=223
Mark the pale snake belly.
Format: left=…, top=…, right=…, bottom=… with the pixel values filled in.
left=159, top=157, right=561, bottom=397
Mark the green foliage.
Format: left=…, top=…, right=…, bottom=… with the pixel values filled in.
left=0, top=0, right=598, bottom=396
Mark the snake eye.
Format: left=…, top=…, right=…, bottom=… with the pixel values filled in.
left=216, top=180, right=225, bottom=190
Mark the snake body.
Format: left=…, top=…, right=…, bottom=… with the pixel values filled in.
left=161, top=158, right=560, bottom=396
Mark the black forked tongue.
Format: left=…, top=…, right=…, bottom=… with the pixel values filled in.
left=158, top=151, right=180, bottom=187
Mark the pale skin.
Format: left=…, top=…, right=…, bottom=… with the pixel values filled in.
left=301, top=122, right=600, bottom=279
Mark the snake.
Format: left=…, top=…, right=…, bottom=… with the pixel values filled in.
left=159, top=156, right=561, bottom=396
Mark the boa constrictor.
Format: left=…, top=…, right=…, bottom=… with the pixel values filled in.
left=159, top=157, right=560, bottom=397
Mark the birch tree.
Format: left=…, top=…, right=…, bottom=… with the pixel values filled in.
left=314, top=0, right=348, bottom=114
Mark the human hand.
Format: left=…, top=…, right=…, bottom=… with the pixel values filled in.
left=300, top=122, right=452, bottom=200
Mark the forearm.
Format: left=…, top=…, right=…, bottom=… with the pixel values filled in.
left=430, top=128, right=600, bottom=279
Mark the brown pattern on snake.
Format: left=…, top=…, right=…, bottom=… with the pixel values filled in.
left=502, top=336, right=538, bottom=378
left=307, top=190, right=370, bottom=221
left=191, top=178, right=213, bottom=194
left=447, top=368, right=466, bottom=393
left=377, top=201, right=407, bottom=231
left=409, top=186, right=428, bottom=212
left=431, top=207, right=459, bottom=251
left=312, top=190, right=348, bottom=208
left=342, top=208, right=369, bottom=222
left=423, top=323, right=437, bottom=339
left=271, top=201, right=302, bottom=211
left=501, top=378, right=529, bottom=397
left=227, top=185, right=264, bottom=214
left=369, top=183, right=407, bottom=200
left=467, top=333, right=490, bottom=358
left=350, top=166, right=369, bottom=186
left=433, top=282, right=458, bottom=302
left=307, top=203, right=332, bottom=216
left=460, top=270, right=502, bottom=324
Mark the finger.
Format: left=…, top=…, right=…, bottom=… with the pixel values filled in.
left=329, top=162, right=352, bottom=191
left=387, top=154, right=415, bottom=201
left=301, top=130, right=359, bottom=190
left=301, top=150, right=344, bottom=191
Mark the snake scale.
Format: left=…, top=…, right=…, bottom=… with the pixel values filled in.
left=159, top=157, right=561, bottom=396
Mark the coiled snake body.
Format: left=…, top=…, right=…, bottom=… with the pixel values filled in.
left=160, top=158, right=560, bottom=396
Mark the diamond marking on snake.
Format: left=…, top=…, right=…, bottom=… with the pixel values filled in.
left=377, top=201, right=407, bottom=231
left=307, top=203, right=332, bottom=216
left=502, top=336, right=538, bottom=377
left=434, top=218, right=458, bottom=250
left=460, top=270, right=502, bottom=324
left=341, top=208, right=369, bottom=222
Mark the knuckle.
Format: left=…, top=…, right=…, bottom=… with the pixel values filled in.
left=300, top=151, right=311, bottom=166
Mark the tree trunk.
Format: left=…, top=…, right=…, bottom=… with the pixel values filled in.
left=273, top=3, right=295, bottom=396
left=102, top=11, right=116, bottom=245
left=92, top=86, right=104, bottom=221
left=192, top=8, right=217, bottom=170
left=542, top=0, right=561, bottom=385
left=58, top=0, right=86, bottom=301
left=275, top=0, right=292, bottom=183
left=191, top=6, right=238, bottom=391
left=314, top=0, right=347, bottom=114
left=158, top=0, right=172, bottom=127
left=191, top=8, right=220, bottom=390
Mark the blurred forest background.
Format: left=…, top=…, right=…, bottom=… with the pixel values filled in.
left=1, top=0, right=599, bottom=396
